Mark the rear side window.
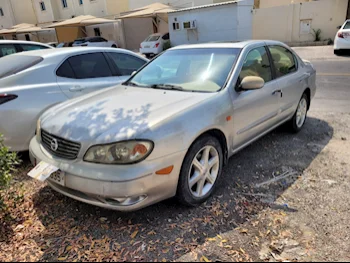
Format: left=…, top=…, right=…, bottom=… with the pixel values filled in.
left=0, top=55, right=43, bottom=79
left=63, top=53, right=113, bottom=79
left=0, top=44, right=17, bottom=58
left=20, top=44, right=50, bottom=51
left=107, top=53, right=146, bottom=76
left=56, top=60, right=75, bottom=78
left=344, top=21, right=350, bottom=29
left=268, top=46, right=297, bottom=78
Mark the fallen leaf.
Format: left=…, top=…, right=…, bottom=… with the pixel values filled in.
left=221, top=240, right=228, bottom=243
left=131, top=230, right=139, bottom=239
left=58, top=256, right=68, bottom=261
left=240, top=248, right=246, bottom=254
left=201, top=256, right=211, bottom=262
left=162, top=258, right=167, bottom=262
left=148, top=230, right=156, bottom=236
left=66, top=246, right=72, bottom=252
left=217, top=235, right=223, bottom=240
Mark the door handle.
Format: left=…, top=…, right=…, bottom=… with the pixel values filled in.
left=273, top=89, right=283, bottom=97
left=69, top=86, right=84, bottom=92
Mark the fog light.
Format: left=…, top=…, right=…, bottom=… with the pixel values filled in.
left=105, top=195, right=147, bottom=206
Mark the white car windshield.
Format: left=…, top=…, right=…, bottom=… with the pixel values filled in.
left=128, top=48, right=240, bottom=92
left=344, top=21, right=350, bottom=29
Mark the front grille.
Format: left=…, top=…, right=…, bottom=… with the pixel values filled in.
left=41, top=129, right=81, bottom=160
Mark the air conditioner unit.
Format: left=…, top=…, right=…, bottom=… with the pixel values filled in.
left=183, top=20, right=197, bottom=30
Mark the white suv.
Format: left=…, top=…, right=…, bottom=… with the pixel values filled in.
left=334, top=20, right=350, bottom=55
left=72, top=37, right=118, bottom=48
left=0, top=40, right=53, bottom=58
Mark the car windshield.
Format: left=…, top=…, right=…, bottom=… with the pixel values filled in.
left=128, top=48, right=240, bottom=92
left=74, top=39, right=87, bottom=44
left=145, top=35, right=161, bottom=42
left=343, top=21, right=350, bottom=29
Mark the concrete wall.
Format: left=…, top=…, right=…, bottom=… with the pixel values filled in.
left=10, top=0, right=37, bottom=24
left=129, top=0, right=228, bottom=10
left=82, top=0, right=107, bottom=17
left=33, top=0, right=56, bottom=23
left=0, top=0, right=15, bottom=29
left=168, top=0, right=254, bottom=46
left=123, top=17, right=153, bottom=50
left=106, top=0, right=128, bottom=16
left=253, top=0, right=348, bottom=43
left=86, top=21, right=126, bottom=48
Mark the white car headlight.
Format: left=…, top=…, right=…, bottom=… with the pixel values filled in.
left=84, top=140, right=154, bottom=164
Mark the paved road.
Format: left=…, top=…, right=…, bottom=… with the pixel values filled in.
left=293, top=46, right=350, bottom=113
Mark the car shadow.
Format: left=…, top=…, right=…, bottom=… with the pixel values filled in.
left=29, top=116, right=333, bottom=261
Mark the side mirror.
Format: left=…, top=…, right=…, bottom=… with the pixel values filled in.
left=131, top=71, right=137, bottom=76
left=337, top=25, right=342, bottom=29
left=240, top=76, right=265, bottom=90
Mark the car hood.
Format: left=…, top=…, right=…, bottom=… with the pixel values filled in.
left=41, top=86, right=214, bottom=143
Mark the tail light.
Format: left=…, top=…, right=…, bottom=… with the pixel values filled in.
left=154, top=43, right=160, bottom=48
left=338, top=32, right=344, bottom=38
left=0, top=94, right=18, bottom=105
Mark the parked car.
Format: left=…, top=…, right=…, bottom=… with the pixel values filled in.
left=72, top=37, right=118, bottom=48
left=0, top=40, right=53, bottom=58
left=0, top=47, right=148, bottom=151
left=29, top=40, right=316, bottom=212
left=47, top=42, right=58, bottom=48
left=140, top=33, right=170, bottom=58
left=334, top=20, right=350, bottom=55
left=57, top=42, right=74, bottom=48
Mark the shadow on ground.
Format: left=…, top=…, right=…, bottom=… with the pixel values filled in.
left=28, top=117, right=333, bottom=261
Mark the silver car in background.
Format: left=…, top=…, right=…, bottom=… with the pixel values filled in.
left=29, top=40, right=316, bottom=211
left=0, top=47, right=148, bottom=151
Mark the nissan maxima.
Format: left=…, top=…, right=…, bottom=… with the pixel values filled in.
left=28, top=40, right=316, bottom=211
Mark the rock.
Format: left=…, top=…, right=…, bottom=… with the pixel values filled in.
left=259, top=243, right=271, bottom=260
left=280, top=247, right=306, bottom=260
left=283, top=239, right=300, bottom=249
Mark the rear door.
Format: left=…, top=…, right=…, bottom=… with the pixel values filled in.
left=106, top=52, right=147, bottom=82
left=56, top=52, right=121, bottom=98
left=268, top=45, right=304, bottom=121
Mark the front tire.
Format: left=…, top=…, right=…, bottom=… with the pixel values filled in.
left=288, top=93, right=309, bottom=133
left=176, top=135, right=223, bottom=207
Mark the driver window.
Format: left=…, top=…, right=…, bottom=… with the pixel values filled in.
left=239, top=47, right=272, bottom=84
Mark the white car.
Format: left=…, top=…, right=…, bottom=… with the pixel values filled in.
left=140, top=33, right=170, bottom=58
left=334, top=20, right=350, bottom=55
left=72, top=37, right=118, bottom=48
left=0, top=40, right=53, bottom=58
left=0, top=47, right=148, bottom=151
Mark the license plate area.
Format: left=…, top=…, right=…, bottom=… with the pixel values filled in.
left=49, top=171, right=66, bottom=186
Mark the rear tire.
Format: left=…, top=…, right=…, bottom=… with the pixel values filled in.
left=288, top=93, right=309, bottom=133
left=176, top=135, right=223, bottom=207
left=334, top=49, right=341, bottom=55
left=112, top=45, right=117, bottom=48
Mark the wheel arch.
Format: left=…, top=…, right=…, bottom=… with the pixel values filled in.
left=304, top=87, right=311, bottom=110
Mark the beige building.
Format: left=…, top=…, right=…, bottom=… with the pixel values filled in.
left=253, top=0, right=349, bottom=43
left=128, top=0, right=230, bottom=10
left=0, top=0, right=37, bottom=29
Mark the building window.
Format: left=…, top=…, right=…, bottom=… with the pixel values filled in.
left=79, top=0, right=83, bottom=5
left=62, top=0, right=68, bottom=8
left=0, top=8, right=4, bottom=16
left=40, top=2, right=46, bottom=11
left=173, top=22, right=180, bottom=31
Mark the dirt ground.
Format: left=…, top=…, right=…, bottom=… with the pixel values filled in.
left=177, top=112, right=350, bottom=262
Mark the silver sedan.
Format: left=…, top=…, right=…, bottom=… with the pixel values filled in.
left=0, top=47, right=148, bottom=151
left=29, top=40, right=316, bottom=211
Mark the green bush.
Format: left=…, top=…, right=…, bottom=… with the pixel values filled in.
left=0, top=135, right=18, bottom=191
left=312, top=29, right=322, bottom=42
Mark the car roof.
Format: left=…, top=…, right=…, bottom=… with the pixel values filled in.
left=170, top=40, right=288, bottom=50
left=0, top=40, right=53, bottom=48
left=9, top=47, right=147, bottom=60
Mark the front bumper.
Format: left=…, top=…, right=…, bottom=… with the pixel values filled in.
left=29, top=137, right=186, bottom=212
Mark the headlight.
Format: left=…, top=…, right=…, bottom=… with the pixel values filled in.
left=36, top=119, right=41, bottom=140
left=84, top=140, right=154, bottom=164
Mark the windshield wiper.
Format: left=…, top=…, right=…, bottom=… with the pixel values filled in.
left=151, top=84, right=184, bottom=91
left=123, top=81, right=148, bottom=87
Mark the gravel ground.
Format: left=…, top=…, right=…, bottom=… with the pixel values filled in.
left=1, top=110, right=348, bottom=262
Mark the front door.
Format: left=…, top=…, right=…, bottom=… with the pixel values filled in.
left=232, top=46, right=281, bottom=149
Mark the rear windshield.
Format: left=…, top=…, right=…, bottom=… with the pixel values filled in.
left=0, top=55, right=43, bottom=79
left=344, top=21, right=350, bottom=29
left=145, top=35, right=160, bottom=42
